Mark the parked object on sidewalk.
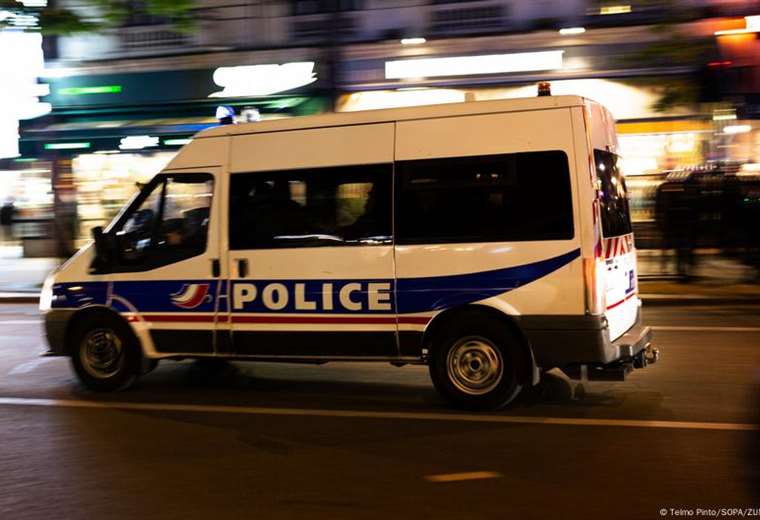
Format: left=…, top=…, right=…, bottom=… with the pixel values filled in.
left=0, top=199, right=15, bottom=244
left=655, top=174, right=698, bottom=281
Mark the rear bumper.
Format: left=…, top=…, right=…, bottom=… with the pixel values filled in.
left=612, top=321, right=653, bottom=362
left=520, top=310, right=653, bottom=369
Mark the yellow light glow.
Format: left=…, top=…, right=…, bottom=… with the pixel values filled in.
left=600, top=5, right=631, bottom=15
left=715, top=15, right=760, bottom=35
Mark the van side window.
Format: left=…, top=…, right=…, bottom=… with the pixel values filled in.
left=112, top=174, right=213, bottom=271
left=230, top=165, right=392, bottom=249
left=396, top=151, right=574, bottom=244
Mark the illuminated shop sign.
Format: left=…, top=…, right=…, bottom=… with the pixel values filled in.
left=0, top=31, right=50, bottom=158
left=163, top=138, right=193, bottom=146
left=119, top=136, right=159, bottom=150
left=210, top=62, right=318, bottom=98
left=59, top=85, right=123, bottom=95
left=385, top=51, right=564, bottom=80
left=44, top=142, right=91, bottom=150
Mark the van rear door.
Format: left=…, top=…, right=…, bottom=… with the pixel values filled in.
left=594, top=149, right=638, bottom=341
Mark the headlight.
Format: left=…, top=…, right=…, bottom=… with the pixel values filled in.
left=39, top=274, right=55, bottom=312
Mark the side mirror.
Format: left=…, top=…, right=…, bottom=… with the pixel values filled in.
left=91, top=226, right=112, bottom=271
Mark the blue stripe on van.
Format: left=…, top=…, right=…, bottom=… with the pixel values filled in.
left=51, top=249, right=580, bottom=315
left=396, top=248, right=580, bottom=314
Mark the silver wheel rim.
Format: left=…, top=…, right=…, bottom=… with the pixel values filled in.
left=446, top=336, right=504, bottom=396
left=80, top=328, right=124, bottom=379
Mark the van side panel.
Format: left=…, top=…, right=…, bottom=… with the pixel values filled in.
left=394, top=109, right=585, bottom=354
left=165, top=136, right=227, bottom=170
left=229, top=123, right=395, bottom=172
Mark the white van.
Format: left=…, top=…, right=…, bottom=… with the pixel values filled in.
left=40, top=94, right=657, bottom=410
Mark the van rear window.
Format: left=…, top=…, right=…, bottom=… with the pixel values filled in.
left=595, top=149, right=632, bottom=237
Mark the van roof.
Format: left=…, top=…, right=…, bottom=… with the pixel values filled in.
left=197, top=95, right=592, bottom=139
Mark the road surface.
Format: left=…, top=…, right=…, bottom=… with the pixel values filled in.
left=0, top=303, right=758, bottom=519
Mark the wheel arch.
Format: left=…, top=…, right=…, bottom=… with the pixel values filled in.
left=64, top=305, right=141, bottom=356
left=423, top=304, right=539, bottom=386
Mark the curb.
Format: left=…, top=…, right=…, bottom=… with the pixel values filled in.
left=639, top=294, right=760, bottom=306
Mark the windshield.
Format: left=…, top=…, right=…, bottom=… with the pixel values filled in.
left=595, top=149, right=632, bottom=237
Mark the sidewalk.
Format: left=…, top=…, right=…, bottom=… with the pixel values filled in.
left=0, top=246, right=59, bottom=298
left=636, top=250, right=760, bottom=304
left=1, top=247, right=759, bottom=305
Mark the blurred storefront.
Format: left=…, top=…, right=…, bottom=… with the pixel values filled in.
left=335, top=26, right=760, bottom=249
left=70, top=152, right=175, bottom=249
left=7, top=18, right=760, bottom=257
left=0, top=160, right=54, bottom=256
left=13, top=61, right=332, bottom=254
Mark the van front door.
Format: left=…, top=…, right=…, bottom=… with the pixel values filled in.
left=105, top=169, right=223, bottom=357
left=226, top=163, right=398, bottom=359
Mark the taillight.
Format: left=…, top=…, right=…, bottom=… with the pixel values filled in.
left=584, top=253, right=606, bottom=315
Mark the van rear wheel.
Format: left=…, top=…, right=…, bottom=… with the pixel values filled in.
left=70, top=315, right=141, bottom=392
left=429, top=316, right=524, bottom=410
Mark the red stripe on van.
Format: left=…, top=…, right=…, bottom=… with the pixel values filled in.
left=231, top=316, right=397, bottom=325
left=133, top=314, right=430, bottom=326
left=605, top=291, right=637, bottom=311
left=141, top=314, right=217, bottom=323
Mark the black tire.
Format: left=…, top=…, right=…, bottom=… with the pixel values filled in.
left=428, top=315, right=526, bottom=410
left=70, top=314, right=142, bottom=392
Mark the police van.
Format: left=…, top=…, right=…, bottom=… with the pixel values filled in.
left=40, top=93, right=657, bottom=410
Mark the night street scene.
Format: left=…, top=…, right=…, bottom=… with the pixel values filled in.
left=2, top=0, right=760, bottom=518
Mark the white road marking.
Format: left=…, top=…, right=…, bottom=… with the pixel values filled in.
left=426, top=471, right=501, bottom=483
left=8, top=358, right=58, bottom=375
left=0, top=397, right=755, bottom=431
left=0, top=320, right=42, bottom=325
left=651, top=325, right=760, bottom=333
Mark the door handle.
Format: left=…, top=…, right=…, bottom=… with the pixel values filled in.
left=211, top=259, right=220, bottom=278
left=237, top=258, right=249, bottom=278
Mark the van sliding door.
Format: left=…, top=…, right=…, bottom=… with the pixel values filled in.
left=226, top=124, right=398, bottom=358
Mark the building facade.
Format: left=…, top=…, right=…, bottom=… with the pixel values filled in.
left=3, top=0, right=760, bottom=254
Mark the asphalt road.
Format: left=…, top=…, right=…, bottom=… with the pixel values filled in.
left=0, top=303, right=759, bottom=520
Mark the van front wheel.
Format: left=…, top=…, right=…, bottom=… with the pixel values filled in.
left=70, top=316, right=141, bottom=391
left=429, top=318, right=524, bottom=410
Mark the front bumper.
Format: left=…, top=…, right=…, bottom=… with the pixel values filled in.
left=42, top=309, right=75, bottom=357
